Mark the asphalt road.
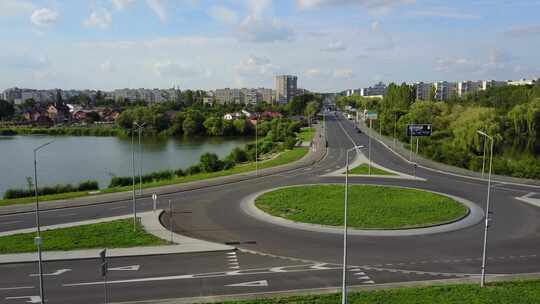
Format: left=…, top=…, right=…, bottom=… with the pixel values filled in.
left=1, top=112, right=540, bottom=304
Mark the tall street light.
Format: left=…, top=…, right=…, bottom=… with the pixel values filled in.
left=33, top=140, right=54, bottom=303
left=131, top=122, right=145, bottom=231
left=134, top=122, right=146, bottom=196
left=255, top=116, right=258, bottom=176
left=477, top=130, right=494, bottom=287
left=342, top=145, right=364, bottom=304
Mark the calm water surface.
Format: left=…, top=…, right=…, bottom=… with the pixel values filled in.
left=0, top=135, right=252, bottom=197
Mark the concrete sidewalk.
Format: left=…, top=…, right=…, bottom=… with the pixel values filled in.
left=0, top=209, right=233, bottom=264
left=0, top=124, right=327, bottom=216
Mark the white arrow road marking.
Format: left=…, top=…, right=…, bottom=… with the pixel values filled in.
left=269, top=266, right=288, bottom=272
left=109, top=265, right=140, bottom=271
left=310, top=263, right=332, bottom=270
left=226, top=280, right=268, bottom=287
left=29, top=269, right=71, bottom=276
left=5, top=296, right=41, bottom=303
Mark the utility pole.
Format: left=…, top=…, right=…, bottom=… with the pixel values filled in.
left=478, top=130, right=494, bottom=287
left=33, top=140, right=54, bottom=304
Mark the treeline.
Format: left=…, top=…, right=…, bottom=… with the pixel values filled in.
left=338, top=82, right=540, bottom=179
left=115, top=93, right=323, bottom=137
left=0, top=126, right=126, bottom=137
left=4, top=180, right=98, bottom=199
left=109, top=117, right=303, bottom=187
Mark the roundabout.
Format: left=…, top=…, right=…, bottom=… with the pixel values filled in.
left=242, top=184, right=484, bottom=236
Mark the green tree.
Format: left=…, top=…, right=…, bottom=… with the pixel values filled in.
left=199, top=153, right=223, bottom=172
left=0, top=100, right=15, bottom=120
left=203, top=116, right=224, bottom=136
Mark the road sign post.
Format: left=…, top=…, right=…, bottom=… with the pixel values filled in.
left=100, top=249, right=108, bottom=304
left=407, top=124, right=432, bottom=176
left=366, top=112, right=378, bottom=176
left=152, top=193, right=158, bottom=213
left=169, top=200, right=173, bottom=244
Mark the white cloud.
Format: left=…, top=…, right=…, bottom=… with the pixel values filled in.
left=153, top=61, right=209, bottom=78
left=100, top=60, right=115, bottom=72
left=146, top=0, right=167, bottom=22
left=238, top=16, right=294, bottom=42
left=410, top=8, right=481, bottom=20
left=208, top=6, right=238, bottom=24
left=305, top=68, right=323, bottom=77
left=111, top=0, right=136, bottom=10
left=333, top=69, right=354, bottom=78
left=247, top=0, right=272, bottom=18
left=84, top=8, right=113, bottom=30
left=235, top=55, right=278, bottom=76
left=297, top=0, right=415, bottom=10
left=371, top=21, right=380, bottom=31
left=321, top=40, right=346, bottom=52
left=505, top=25, right=540, bottom=37
left=0, top=0, right=34, bottom=17
left=30, top=8, right=59, bottom=27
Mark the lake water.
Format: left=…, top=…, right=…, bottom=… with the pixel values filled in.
left=0, top=135, right=252, bottom=197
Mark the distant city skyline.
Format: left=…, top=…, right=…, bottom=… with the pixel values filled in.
left=1, top=0, right=540, bottom=91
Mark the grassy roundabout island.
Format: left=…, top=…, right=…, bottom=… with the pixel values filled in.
left=255, top=185, right=468, bottom=230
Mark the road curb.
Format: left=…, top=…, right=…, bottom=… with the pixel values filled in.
left=241, top=184, right=484, bottom=236
left=113, top=272, right=540, bottom=304
left=0, top=210, right=233, bottom=264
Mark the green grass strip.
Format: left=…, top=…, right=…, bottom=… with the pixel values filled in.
left=347, top=164, right=396, bottom=175
left=255, top=185, right=467, bottom=229
left=0, top=219, right=167, bottom=254
left=0, top=148, right=309, bottom=207
left=297, top=127, right=316, bottom=142
left=207, top=280, right=540, bottom=304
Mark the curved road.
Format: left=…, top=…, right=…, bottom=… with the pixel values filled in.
left=1, top=112, right=540, bottom=303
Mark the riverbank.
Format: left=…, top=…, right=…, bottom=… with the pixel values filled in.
left=0, top=147, right=309, bottom=207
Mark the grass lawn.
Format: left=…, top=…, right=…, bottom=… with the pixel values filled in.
left=210, top=280, right=540, bottom=304
left=0, top=219, right=168, bottom=254
left=347, top=163, right=396, bottom=175
left=255, top=185, right=467, bottom=229
left=0, top=148, right=309, bottom=207
left=297, top=127, right=315, bottom=142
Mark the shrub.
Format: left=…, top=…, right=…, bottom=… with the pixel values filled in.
left=284, top=136, right=297, bottom=150
left=174, top=168, right=185, bottom=177
left=186, top=165, right=201, bottom=175
left=222, top=159, right=236, bottom=170
left=228, top=147, right=248, bottom=163
left=109, top=176, right=132, bottom=188
left=78, top=180, right=99, bottom=191
left=199, top=153, right=224, bottom=172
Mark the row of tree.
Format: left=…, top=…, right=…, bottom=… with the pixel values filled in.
left=337, top=82, right=540, bottom=179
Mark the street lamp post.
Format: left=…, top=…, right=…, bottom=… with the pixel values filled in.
left=481, top=137, right=487, bottom=178
left=342, top=145, right=363, bottom=304
left=131, top=122, right=146, bottom=231
left=134, top=122, right=146, bottom=196
left=255, top=116, right=258, bottom=176
left=33, top=140, right=54, bottom=304
left=368, top=119, right=372, bottom=175
left=477, top=130, right=494, bottom=287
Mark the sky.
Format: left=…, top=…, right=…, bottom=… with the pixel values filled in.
left=1, top=0, right=540, bottom=92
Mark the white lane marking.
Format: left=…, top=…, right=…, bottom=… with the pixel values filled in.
left=5, top=296, right=41, bottom=303
left=110, top=206, right=126, bottom=210
left=29, top=269, right=71, bottom=277
left=227, top=280, right=268, bottom=287
left=57, top=213, right=78, bottom=218
left=515, top=193, right=540, bottom=208
left=109, top=265, right=140, bottom=271
left=64, top=274, right=195, bottom=287
left=64, top=264, right=344, bottom=287
left=0, top=221, right=22, bottom=226
left=0, top=286, right=34, bottom=291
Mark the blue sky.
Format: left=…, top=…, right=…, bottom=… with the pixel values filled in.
left=1, top=0, right=539, bottom=92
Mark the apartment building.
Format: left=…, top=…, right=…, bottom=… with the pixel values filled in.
left=360, top=82, right=387, bottom=97
left=275, top=75, right=298, bottom=103
left=434, top=81, right=458, bottom=101
left=415, top=82, right=433, bottom=101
